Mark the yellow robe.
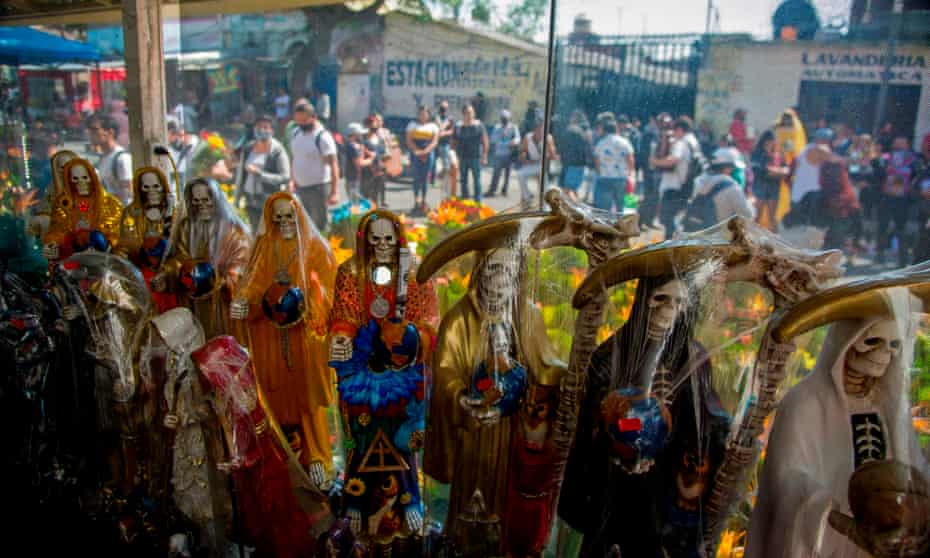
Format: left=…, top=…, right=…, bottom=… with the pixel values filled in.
left=44, top=161, right=123, bottom=254
left=425, top=289, right=565, bottom=543
left=234, top=192, right=336, bottom=471
left=773, top=108, right=807, bottom=222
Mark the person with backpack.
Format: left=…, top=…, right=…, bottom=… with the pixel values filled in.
left=874, top=135, right=921, bottom=265
left=290, top=101, right=340, bottom=231
left=86, top=113, right=133, bottom=205
left=236, top=114, right=290, bottom=227
left=649, top=116, right=705, bottom=239
left=683, top=148, right=753, bottom=232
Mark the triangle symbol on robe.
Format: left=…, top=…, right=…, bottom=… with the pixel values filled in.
left=357, top=428, right=410, bottom=473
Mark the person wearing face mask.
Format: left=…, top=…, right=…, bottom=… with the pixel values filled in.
left=486, top=109, right=521, bottom=198
left=167, top=116, right=199, bottom=190
left=235, top=114, right=290, bottom=227
left=434, top=100, right=455, bottom=186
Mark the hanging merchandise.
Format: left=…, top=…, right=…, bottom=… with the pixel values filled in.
left=164, top=177, right=252, bottom=340
left=42, top=157, right=123, bottom=262
left=328, top=209, right=439, bottom=556
left=746, top=266, right=930, bottom=558
left=231, top=191, right=337, bottom=487
left=116, top=166, right=178, bottom=313
left=193, top=335, right=328, bottom=558
left=418, top=210, right=567, bottom=557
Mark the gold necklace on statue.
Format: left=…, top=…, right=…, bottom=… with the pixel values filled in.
left=273, top=241, right=299, bottom=285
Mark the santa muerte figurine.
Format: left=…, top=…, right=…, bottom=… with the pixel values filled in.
left=231, top=191, right=336, bottom=487
left=34, top=149, right=77, bottom=236
left=42, top=157, right=123, bottom=262
left=163, top=178, right=251, bottom=340
left=117, top=166, right=178, bottom=313
left=193, top=334, right=328, bottom=558
left=328, top=209, right=438, bottom=555
left=747, top=269, right=930, bottom=558
left=558, top=243, right=733, bottom=557
left=417, top=212, right=566, bottom=557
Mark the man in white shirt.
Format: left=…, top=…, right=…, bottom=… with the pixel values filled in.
left=87, top=113, right=132, bottom=205
left=166, top=117, right=199, bottom=191
left=650, top=117, right=702, bottom=239
left=593, top=120, right=635, bottom=213
left=290, top=102, right=340, bottom=231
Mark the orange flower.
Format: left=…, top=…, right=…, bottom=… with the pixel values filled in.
left=569, top=267, right=586, bottom=289
left=206, top=134, right=225, bottom=151
left=328, top=235, right=354, bottom=265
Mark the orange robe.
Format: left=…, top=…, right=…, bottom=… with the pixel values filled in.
left=234, top=192, right=336, bottom=471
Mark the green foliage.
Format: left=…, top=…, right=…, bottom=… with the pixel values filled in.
left=470, top=0, right=493, bottom=24
left=497, top=0, right=548, bottom=41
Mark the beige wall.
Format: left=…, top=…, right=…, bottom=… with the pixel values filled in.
left=382, top=13, right=547, bottom=123
left=696, top=39, right=930, bottom=145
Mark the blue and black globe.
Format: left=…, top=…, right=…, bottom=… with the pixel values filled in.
left=262, top=283, right=305, bottom=327
left=180, top=260, right=218, bottom=298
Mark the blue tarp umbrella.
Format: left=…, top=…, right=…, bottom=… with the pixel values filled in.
left=0, top=27, right=100, bottom=66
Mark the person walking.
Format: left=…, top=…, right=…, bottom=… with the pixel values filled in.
left=593, top=120, right=635, bottom=213
left=555, top=110, right=593, bottom=202
left=406, top=105, right=440, bottom=215
left=273, top=88, right=290, bottom=132
left=452, top=104, right=489, bottom=203
left=87, top=113, right=133, bottom=205
left=650, top=117, right=702, bottom=239
left=434, top=100, right=454, bottom=185
left=237, top=114, right=290, bottom=227
left=361, top=115, right=387, bottom=207
left=167, top=116, right=200, bottom=190
left=728, top=109, right=754, bottom=155
left=344, top=122, right=371, bottom=204
left=684, top=147, right=753, bottom=231
left=790, top=128, right=833, bottom=209
left=750, top=130, right=789, bottom=231
left=875, top=135, right=920, bottom=265
left=817, top=160, right=861, bottom=251
left=516, top=119, right=558, bottom=205
left=486, top=109, right=520, bottom=198
left=289, top=102, right=339, bottom=231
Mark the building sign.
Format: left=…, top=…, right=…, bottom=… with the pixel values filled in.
left=207, top=64, right=240, bottom=95
left=801, top=49, right=926, bottom=84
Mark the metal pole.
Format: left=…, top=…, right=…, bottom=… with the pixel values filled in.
left=705, top=0, right=714, bottom=35
left=539, top=0, right=559, bottom=209
left=873, top=0, right=903, bottom=137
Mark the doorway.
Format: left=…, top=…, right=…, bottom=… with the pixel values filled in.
left=798, top=80, right=920, bottom=136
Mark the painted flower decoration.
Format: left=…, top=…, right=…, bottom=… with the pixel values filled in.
left=345, top=477, right=366, bottom=497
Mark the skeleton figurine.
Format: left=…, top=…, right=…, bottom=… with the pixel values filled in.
left=748, top=277, right=930, bottom=558
left=163, top=178, right=251, bottom=339
left=34, top=149, right=78, bottom=236
left=559, top=246, right=730, bottom=558
left=328, top=210, right=438, bottom=554
left=43, top=158, right=123, bottom=261
left=117, top=167, right=178, bottom=312
left=151, top=308, right=231, bottom=557
left=232, top=192, right=336, bottom=487
left=418, top=215, right=566, bottom=557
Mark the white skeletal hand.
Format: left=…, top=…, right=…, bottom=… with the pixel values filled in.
left=329, top=334, right=353, bottom=362
left=308, top=461, right=326, bottom=488
left=43, top=242, right=59, bottom=261
left=405, top=508, right=424, bottom=534
left=459, top=394, right=501, bottom=426
left=347, top=508, right=362, bottom=535
left=230, top=299, right=249, bottom=320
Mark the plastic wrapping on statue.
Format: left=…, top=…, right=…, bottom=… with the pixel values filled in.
left=747, top=277, right=930, bottom=558
left=147, top=308, right=231, bottom=556
left=233, top=191, right=336, bottom=478
left=166, top=178, right=251, bottom=340
left=193, top=335, right=322, bottom=558
left=558, top=253, right=733, bottom=557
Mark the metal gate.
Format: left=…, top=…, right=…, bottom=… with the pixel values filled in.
left=554, top=34, right=703, bottom=124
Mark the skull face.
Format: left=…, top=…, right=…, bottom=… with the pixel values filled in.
left=646, top=279, right=688, bottom=341
left=272, top=199, right=298, bottom=240
left=846, top=320, right=902, bottom=379
left=190, top=184, right=214, bottom=222
left=478, top=248, right=518, bottom=316
left=368, top=217, right=397, bottom=264
left=140, top=172, right=165, bottom=207
left=70, top=164, right=92, bottom=196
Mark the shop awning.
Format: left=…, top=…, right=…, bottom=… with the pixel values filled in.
left=0, top=27, right=100, bottom=65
